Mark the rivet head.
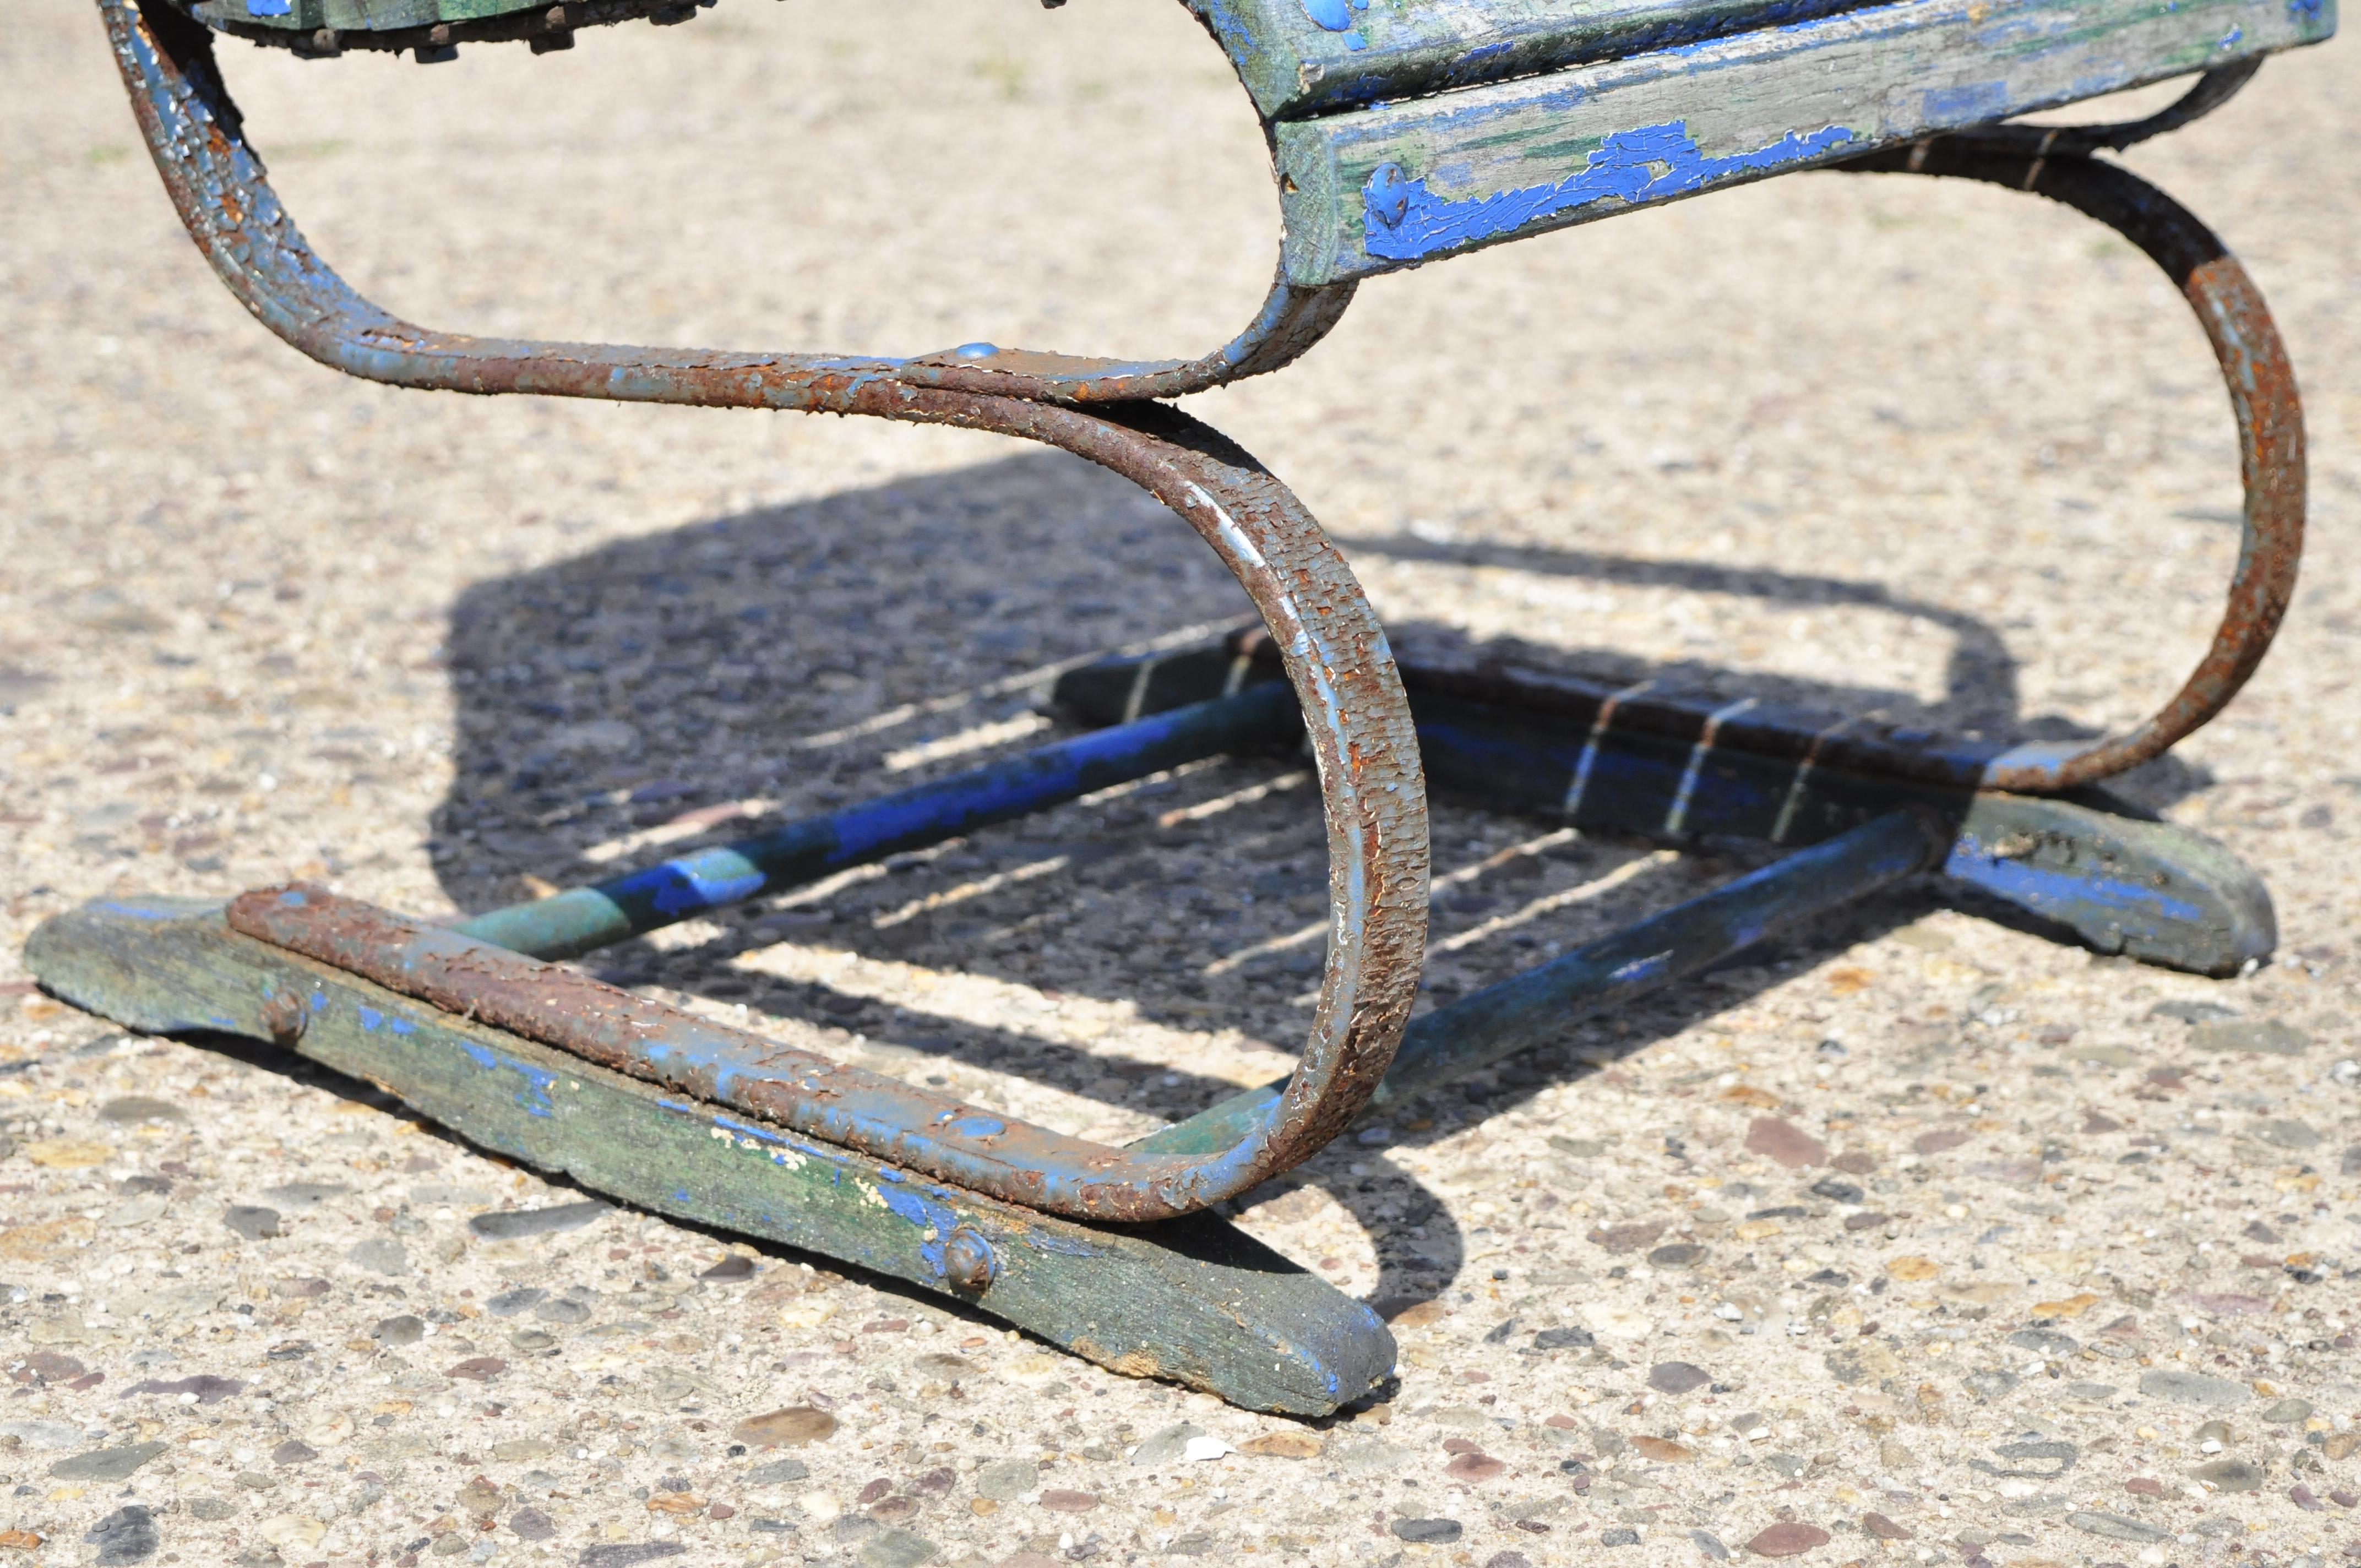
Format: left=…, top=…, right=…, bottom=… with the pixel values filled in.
left=942, top=1227, right=996, bottom=1294
left=1364, top=162, right=1411, bottom=228
left=259, top=990, right=307, bottom=1047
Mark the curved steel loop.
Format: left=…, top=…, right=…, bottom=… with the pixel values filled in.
left=1943, top=59, right=2263, bottom=159
left=102, top=0, right=1429, bottom=1219
left=884, top=391, right=1432, bottom=1215
left=104, top=0, right=1351, bottom=409
left=1834, top=140, right=2304, bottom=792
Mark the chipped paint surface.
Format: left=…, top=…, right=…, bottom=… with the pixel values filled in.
left=24, top=901, right=1397, bottom=1415
left=1362, top=120, right=1854, bottom=260
left=456, top=685, right=1303, bottom=959
left=222, top=815, right=1411, bottom=1221
left=1279, top=0, right=2333, bottom=281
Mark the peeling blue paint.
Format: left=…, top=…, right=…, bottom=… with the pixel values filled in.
left=1943, top=841, right=2207, bottom=931
left=872, top=1182, right=965, bottom=1275
left=459, top=1039, right=558, bottom=1119
left=1922, top=79, right=2011, bottom=122
left=357, top=1006, right=383, bottom=1031
left=1361, top=120, right=1854, bottom=262
left=93, top=901, right=188, bottom=922
left=635, top=860, right=768, bottom=919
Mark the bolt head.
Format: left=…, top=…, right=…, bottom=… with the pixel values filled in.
left=943, top=1227, right=995, bottom=1294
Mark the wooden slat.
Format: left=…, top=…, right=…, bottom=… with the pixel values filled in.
left=1275, top=0, right=2335, bottom=285
left=25, top=897, right=1397, bottom=1418
left=1185, top=0, right=1891, bottom=120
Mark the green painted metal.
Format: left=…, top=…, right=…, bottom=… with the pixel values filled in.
left=454, top=687, right=1299, bottom=963
left=1275, top=0, right=2335, bottom=284
left=1945, top=792, right=2276, bottom=974
left=24, top=898, right=1396, bottom=1417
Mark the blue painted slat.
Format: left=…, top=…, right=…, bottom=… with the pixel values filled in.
left=456, top=685, right=1300, bottom=961
left=1275, top=0, right=2335, bottom=283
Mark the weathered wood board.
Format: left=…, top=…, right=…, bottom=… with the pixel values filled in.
left=25, top=897, right=1396, bottom=1417
left=1276, top=0, right=2335, bottom=284
left=188, top=0, right=551, bottom=31
left=1188, top=0, right=1895, bottom=119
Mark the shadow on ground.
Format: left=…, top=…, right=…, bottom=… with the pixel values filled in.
left=412, top=448, right=2201, bottom=1320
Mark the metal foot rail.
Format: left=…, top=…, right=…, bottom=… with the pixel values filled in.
left=1059, top=637, right=2278, bottom=977
left=1134, top=812, right=1941, bottom=1157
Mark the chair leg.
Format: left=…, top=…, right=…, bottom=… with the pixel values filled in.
left=26, top=897, right=1393, bottom=1417
left=22, top=394, right=1436, bottom=1413
left=1832, top=143, right=2306, bottom=793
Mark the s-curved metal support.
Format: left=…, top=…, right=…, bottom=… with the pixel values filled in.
left=96, top=0, right=1430, bottom=1223
left=1832, top=132, right=2304, bottom=792
left=104, top=0, right=1352, bottom=409
left=1951, top=58, right=2264, bottom=158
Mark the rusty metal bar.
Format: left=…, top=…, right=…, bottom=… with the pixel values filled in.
left=1833, top=138, right=2305, bottom=792
left=456, top=685, right=1301, bottom=961
left=101, top=0, right=1352, bottom=411
left=210, top=371, right=1439, bottom=1221
left=225, top=880, right=1329, bottom=1223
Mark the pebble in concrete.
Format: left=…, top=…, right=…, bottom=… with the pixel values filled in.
left=466, top=1199, right=612, bottom=1239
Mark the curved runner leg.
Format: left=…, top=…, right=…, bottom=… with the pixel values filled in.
left=88, top=0, right=1430, bottom=1223
left=1833, top=139, right=2305, bottom=793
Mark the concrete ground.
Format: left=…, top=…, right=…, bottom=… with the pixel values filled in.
left=2, top=3, right=2358, bottom=1567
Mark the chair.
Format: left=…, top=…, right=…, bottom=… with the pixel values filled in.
left=30, top=0, right=2328, bottom=1413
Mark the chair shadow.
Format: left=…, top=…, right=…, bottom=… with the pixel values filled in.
left=1334, top=529, right=2212, bottom=812
left=426, top=448, right=2205, bottom=1321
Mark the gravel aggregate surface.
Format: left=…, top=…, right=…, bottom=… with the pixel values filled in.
left=3, top=4, right=2358, bottom=1566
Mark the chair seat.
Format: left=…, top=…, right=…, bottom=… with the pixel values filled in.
left=1196, top=0, right=1894, bottom=118
left=1265, top=0, right=2335, bottom=282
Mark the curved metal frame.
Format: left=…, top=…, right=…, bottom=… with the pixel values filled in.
left=101, top=0, right=1429, bottom=1223
left=117, top=0, right=1356, bottom=409
left=1837, top=76, right=2305, bottom=791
